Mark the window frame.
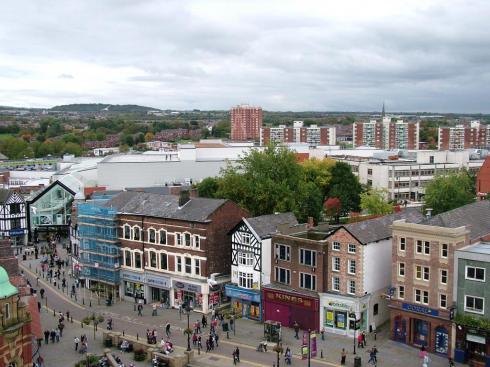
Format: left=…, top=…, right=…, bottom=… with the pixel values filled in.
left=134, top=251, right=142, bottom=269
left=123, top=225, right=131, bottom=240
left=441, top=243, right=448, bottom=258
left=299, top=272, right=316, bottom=291
left=348, top=259, right=356, bottom=275
left=175, top=233, right=182, bottom=246
left=148, top=228, right=156, bottom=243
left=133, top=226, right=141, bottom=241
left=275, top=243, right=291, bottom=262
left=398, top=262, right=405, bottom=277
left=238, top=252, right=254, bottom=266
left=348, top=244, right=357, bottom=254
left=238, top=271, right=253, bottom=289
left=185, top=257, right=192, bottom=274
left=439, top=293, right=447, bottom=309
left=299, top=248, right=317, bottom=267
left=332, top=257, right=341, bottom=272
left=332, top=277, right=340, bottom=292
left=348, top=280, right=356, bottom=295
left=398, top=285, right=405, bottom=299
left=399, top=237, right=406, bottom=252
left=160, top=253, right=168, bottom=270
left=440, top=269, right=448, bottom=285
left=194, top=259, right=200, bottom=276
left=332, top=241, right=341, bottom=251
left=275, top=267, right=291, bottom=285
left=465, top=266, right=486, bottom=282
left=176, top=256, right=182, bottom=272
left=159, top=230, right=167, bottom=245
left=194, top=235, right=200, bottom=249
left=464, top=295, right=485, bottom=314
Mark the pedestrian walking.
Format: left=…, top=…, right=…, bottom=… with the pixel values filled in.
left=215, top=333, right=219, bottom=347
left=448, top=358, right=455, bottom=367
left=232, top=349, right=237, bottom=365
left=202, top=314, right=207, bottom=328
left=165, top=322, right=171, bottom=337
left=137, top=303, right=143, bottom=316
left=55, top=328, right=60, bottom=342
left=422, top=354, right=430, bottom=367
left=74, top=336, right=80, bottom=351
left=362, top=331, right=367, bottom=347
left=341, top=348, right=347, bottom=365
left=58, top=322, right=64, bottom=337
left=358, top=333, right=363, bottom=348
left=50, top=329, right=56, bottom=343
left=192, top=333, right=198, bottom=346
left=368, top=347, right=377, bottom=365
left=44, top=330, right=49, bottom=344
left=320, top=327, right=325, bottom=341
left=37, top=301, right=41, bottom=313
left=234, top=347, right=240, bottom=362
left=293, top=321, right=300, bottom=339
left=198, top=335, right=202, bottom=350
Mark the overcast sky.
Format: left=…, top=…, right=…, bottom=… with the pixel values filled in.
left=1, top=0, right=489, bottom=112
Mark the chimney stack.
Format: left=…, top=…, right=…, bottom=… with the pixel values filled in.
left=425, top=208, right=432, bottom=219
left=179, top=190, right=191, bottom=207
left=307, top=216, right=315, bottom=228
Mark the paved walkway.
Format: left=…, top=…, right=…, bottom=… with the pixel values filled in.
left=23, top=241, right=461, bottom=367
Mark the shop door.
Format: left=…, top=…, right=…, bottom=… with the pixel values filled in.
left=413, top=319, right=429, bottom=347
left=434, top=327, right=449, bottom=355
left=291, top=307, right=316, bottom=331
left=393, top=316, right=407, bottom=343
left=266, top=303, right=290, bottom=327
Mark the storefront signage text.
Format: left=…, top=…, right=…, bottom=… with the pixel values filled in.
left=225, top=285, right=261, bottom=303
left=402, top=303, right=438, bottom=317
left=326, top=301, right=351, bottom=310
left=121, top=271, right=144, bottom=283
left=266, top=291, right=316, bottom=310
left=146, top=274, right=171, bottom=289
left=9, top=228, right=26, bottom=236
left=172, top=280, right=202, bottom=293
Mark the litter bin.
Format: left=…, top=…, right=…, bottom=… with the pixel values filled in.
left=354, top=356, right=361, bottom=367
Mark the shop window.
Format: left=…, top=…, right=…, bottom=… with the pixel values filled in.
left=185, top=257, right=192, bottom=274
left=332, top=277, right=340, bottom=291
left=148, top=229, right=156, bottom=243
left=348, top=280, right=356, bottom=295
left=398, top=286, right=405, bottom=299
left=150, top=251, right=157, bottom=268
left=160, top=253, right=168, bottom=270
left=275, top=244, right=290, bottom=261
left=184, top=233, right=191, bottom=247
left=440, top=269, right=447, bottom=285
left=439, top=294, right=447, bottom=309
left=348, top=244, right=356, bottom=254
left=176, top=257, right=182, bottom=272
left=466, top=266, right=485, bottom=281
left=373, top=303, right=378, bottom=316
left=399, top=262, right=405, bottom=277
left=194, top=259, right=200, bottom=276
left=238, top=252, right=253, bottom=266
left=464, top=295, right=484, bottom=314
left=239, top=272, right=253, bottom=288
left=159, top=230, right=167, bottom=245
left=135, top=252, right=142, bottom=269
left=332, top=241, right=341, bottom=251
left=133, top=227, right=140, bottom=241
left=348, top=259, right=356, bottom=275
left=124, top=225, right=131, bottom=239
left=332, top=257, right=340, bottom=272
left=124, top=250, right=132, bottom=267
left=440, top=243, right=448, bottom=258
left=275, top=267, right=290, bottom=284
left=194, top=236, right=200, bottom=249
left=399, top=238, right=406, bottom=251
left=299, top=249, right=316, bottom=267
left=175, top=233, right=182, bottom=246
left=300, top=273, right=316, bottom=290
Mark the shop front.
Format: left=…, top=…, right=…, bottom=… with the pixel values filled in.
left=262, top=287, right=319, bottom=331
left=121, top=270, right=146, bottom=302
left=172, top=280, right=204, bottom=311
left=146, top=272, right=171, bottom=304
left=454, top=326, right=490, bottom=367
left=225, top=284, right=262, bottom=321
left=390, top=302, right=452, bottom=357
left=320, top=295, right=369, bottom=336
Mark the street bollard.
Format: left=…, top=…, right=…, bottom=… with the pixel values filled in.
left=226, top=331, right=229, bottom=339
left=89, top=301, right=92, bottom=307
left=71, top=316, right=73, bottom=323
left=321, top=349, right=323, bottom=359
left=136, top=333, right=139, bottom=341
left=81, top=321, right=83, bottom=328
left=123, top=330, right=125, bottom=336
left=82, top=298, right=85, bottom=305
left=53, top=309, right=56, bottom=316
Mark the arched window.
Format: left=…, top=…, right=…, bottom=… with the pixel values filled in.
left=184, top=233, right=191, bottom=247
left=133, top=227, right=140, bottom=241
left=160, top=253, right=168, bottom=270
left=159, top=230, right=167, bottom=245
left=148, top=229, right=156, bottom=243
left=134, top=252, right=142, bottom=268
left=123, top=225, right=131, bottom=239
left=150, top=251, right=157, bottom=268
left=124, top=250, right=132, bottom=267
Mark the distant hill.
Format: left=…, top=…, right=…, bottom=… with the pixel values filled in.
left=50, top=103, right=159, bottom=113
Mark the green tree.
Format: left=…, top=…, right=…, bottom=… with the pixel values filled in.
left=215, top=145, right=302, bottom=216
left=360, top=189, right=393, bottom=215
left=301, top=158, right=336, bottom=198
left=326, top=162, right=362, bottom=214
left=196, top=177, right=220, bottom=198
left=293, top=182, right=323, bottom=223
left=63, top=142, right=83, bottom=156
left=424, top=170, right=475, bottom=215
left=0, top=137, right=29, bottom=159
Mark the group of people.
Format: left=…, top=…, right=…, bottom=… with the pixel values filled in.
left=74, top=334, right=89, bottom=354
left=146, top=328, right=158, bottom=344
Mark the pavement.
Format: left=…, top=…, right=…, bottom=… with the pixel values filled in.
left=23, top=240, right=462, bottom=367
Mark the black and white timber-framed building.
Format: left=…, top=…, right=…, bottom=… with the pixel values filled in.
left=226, top=212, right=297, bottom=320
left=0, top=189, right=28, bottom=247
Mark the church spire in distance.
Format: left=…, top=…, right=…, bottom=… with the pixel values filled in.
left=381, top=101, right=386, bottom=118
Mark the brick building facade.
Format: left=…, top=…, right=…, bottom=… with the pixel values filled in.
left=230, top=105, right=263, bottom=142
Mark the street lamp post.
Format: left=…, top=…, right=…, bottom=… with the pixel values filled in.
left=308, top=329, right=311, bottom=367
left=185, top=304, right=192, bottom=352
left=233, top=309, right=236, bottom=336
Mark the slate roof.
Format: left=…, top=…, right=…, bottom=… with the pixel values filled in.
left=245, top=212, right=298, bottom=239
left=424, top=200, right=490, bottom=241
left=344, top=207, right=425, bottom=245
left=104, top=191, right=228, bottom=222
left=0, top=189, right=12, bottom=204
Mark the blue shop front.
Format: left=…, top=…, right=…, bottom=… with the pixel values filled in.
left=225, top=284, right=262, bottom=321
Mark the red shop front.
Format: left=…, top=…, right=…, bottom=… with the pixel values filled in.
left=262, top=287, right=319, bottom=332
